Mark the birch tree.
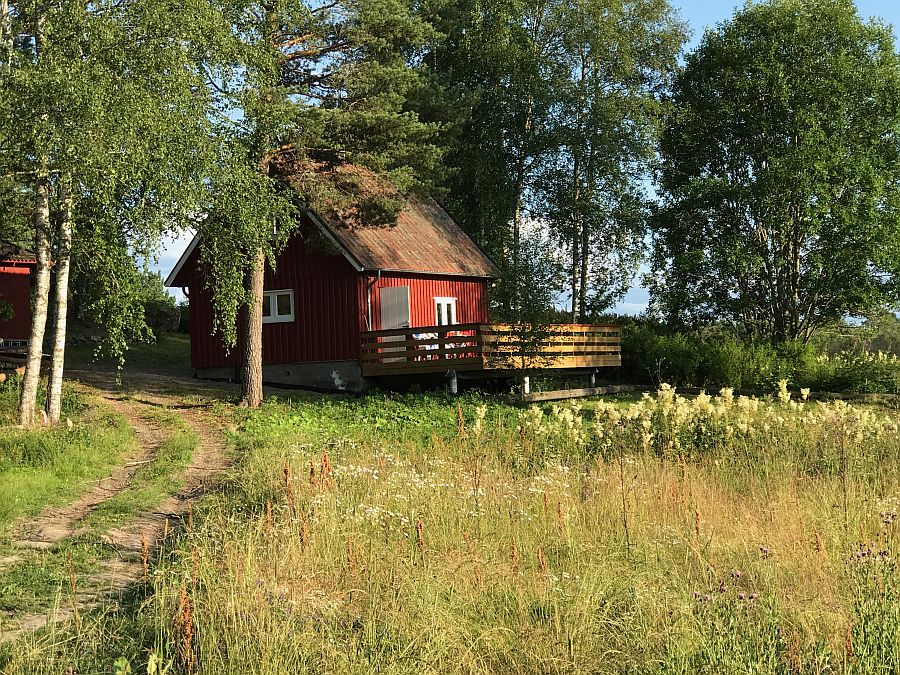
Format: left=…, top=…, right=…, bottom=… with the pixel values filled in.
left=545, top=0, right=682, bottom=321
left=0, top=0, right=222, bottom=424
left=419, top=0, right=570, bottom=319
left=418, top=0, right=683, bottom=321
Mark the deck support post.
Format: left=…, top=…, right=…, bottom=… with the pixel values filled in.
left=446, top=369, right=458, bottom=395
left=522, top=375, right=530, bottom=399
left=590, top=368, right=598, bottom=388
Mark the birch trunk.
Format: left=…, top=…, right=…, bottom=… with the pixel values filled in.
left=240, top=245, right=265, bottom=408
left=45, top=176, right=73, bottom=423
left=0, top=0, right=11, bottom=73
left=18, top=175, right=52, bottom=426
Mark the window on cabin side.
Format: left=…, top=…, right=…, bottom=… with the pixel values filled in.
left=434, top=297, right=457, bottom=326
left=262, top=289, right=294, bottom=324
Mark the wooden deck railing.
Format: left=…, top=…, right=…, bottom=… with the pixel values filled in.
left=360, top=323, right=620, bottom=377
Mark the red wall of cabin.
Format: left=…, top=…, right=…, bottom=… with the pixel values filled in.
left=0, top=266, right=32, bottom=341
left=185, top=240, right=491, bottom=370
left=186, top=235, right=362, bottom=370
left=361, top=273, right=490, bottom=331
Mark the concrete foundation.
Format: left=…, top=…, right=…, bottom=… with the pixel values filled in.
left=196, top=360, right=366, bottom=392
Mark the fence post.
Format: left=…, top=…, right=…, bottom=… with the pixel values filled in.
left=446, top=369, right=458, bottom=395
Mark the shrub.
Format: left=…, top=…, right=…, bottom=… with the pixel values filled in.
left=620, top=325, right=900, bottom=394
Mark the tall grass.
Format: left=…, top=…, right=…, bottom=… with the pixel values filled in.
left=4, top=388, right=900, bottom=673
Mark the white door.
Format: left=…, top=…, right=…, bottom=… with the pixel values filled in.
left=380, top=286, right=411, bottom=361
left=434, top=297, right=457, bottom=326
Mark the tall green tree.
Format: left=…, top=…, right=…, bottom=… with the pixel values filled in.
left=651, top=0, right=900, bottom=342
left=417, top=0, right=683, bottom=322
left=417, top=0, right=571, bottom=319
left=0, top=0, right=221, bottom=424
left=544, top=0, right=683, bottom=321
left=198, top=0, right=440, bottom=407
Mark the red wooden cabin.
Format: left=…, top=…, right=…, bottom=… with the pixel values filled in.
left=166, top=164, right=621, bottom=391
left=0, top=246, right=36, bottom=347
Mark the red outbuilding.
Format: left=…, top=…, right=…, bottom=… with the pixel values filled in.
left=166, top=164, right=499, bottom=389
left=166, top=163, right=620, bottom=391
left=0, top=245, right=36, bottom=347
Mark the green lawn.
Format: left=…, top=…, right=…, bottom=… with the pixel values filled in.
left=66, top=331, right=193, bottom=378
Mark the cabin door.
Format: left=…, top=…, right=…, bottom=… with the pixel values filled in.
left=379, top=286, right=411, bottom=362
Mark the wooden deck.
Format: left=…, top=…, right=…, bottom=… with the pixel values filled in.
left=360, top=323, right=621, bottom=377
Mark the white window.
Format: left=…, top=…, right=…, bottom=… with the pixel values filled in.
left=262, top=289, right=294, bottom=324
left=434, top=297, right=457, bottom=326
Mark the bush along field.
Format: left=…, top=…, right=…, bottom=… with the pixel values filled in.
left=619, top=324, right=900, bottom=396
left=4, top=387, right=900, bottom=673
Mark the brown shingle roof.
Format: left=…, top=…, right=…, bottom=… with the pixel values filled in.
left=298, top=163, right=499, bottom=278
left=0, top=238, right=35, bottom=264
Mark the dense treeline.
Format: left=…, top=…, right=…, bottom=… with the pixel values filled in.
left=2, top=0, right=900, bottom=420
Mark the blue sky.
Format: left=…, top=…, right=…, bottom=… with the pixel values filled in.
left=156, top=1, right=900, bottom=311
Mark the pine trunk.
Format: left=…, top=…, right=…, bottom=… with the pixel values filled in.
left=18, top=175, right=53, bottom=426
left=45, top=176, right=73, bottom=424
left=241, top=245, right=265, bottom=408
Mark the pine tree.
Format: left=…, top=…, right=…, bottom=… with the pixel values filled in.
left=199, top=0, right=440, bottom=407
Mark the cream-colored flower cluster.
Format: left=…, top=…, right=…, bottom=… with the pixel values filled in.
left=584, top=384, right=898, bottom=457
left=518, top=401, right=586, bottom=447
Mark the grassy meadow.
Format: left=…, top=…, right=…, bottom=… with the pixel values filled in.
left=4, top=384, right=900, bottom=673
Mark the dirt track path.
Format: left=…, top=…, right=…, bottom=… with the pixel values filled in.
left=1, top=374, right=232, bottom=644
left=15, top=394, right=166, bottom=548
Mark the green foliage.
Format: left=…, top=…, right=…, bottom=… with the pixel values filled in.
left=0, top=298, right=12, bottom=323
left=621, top=325, right=812, bottom=389
left=619, top=323, right=900, bottom=394
left=416, top=0, right=685, bottom=322
left=652, top=0, right=900, bottom=342
left=812, top=314, right=900, bottom=357
left=177, top=301, right=190, bottom=334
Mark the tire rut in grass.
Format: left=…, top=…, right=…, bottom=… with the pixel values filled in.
left=1, top=384, right=230, bottom=645
left=13, top=394, right=167, bottom=548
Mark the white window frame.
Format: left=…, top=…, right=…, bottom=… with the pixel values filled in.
left=262, top=289, right=295, bottom=324
left=434, top=296, right=457, bottom=326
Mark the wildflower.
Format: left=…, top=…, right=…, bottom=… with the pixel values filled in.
left=776, top=379, right=791, bottom=404
left=472, top=404, right=487, bottom=437
left=800, top=388, right=811, bottom=402
left=718, top=388, right=734, bottom=407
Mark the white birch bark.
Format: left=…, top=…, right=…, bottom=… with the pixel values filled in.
left=0, top=0, right=10, bottom=73
left=45, top=175, right=73, bottom=423
left=18, top=174, right=52, bottom=426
